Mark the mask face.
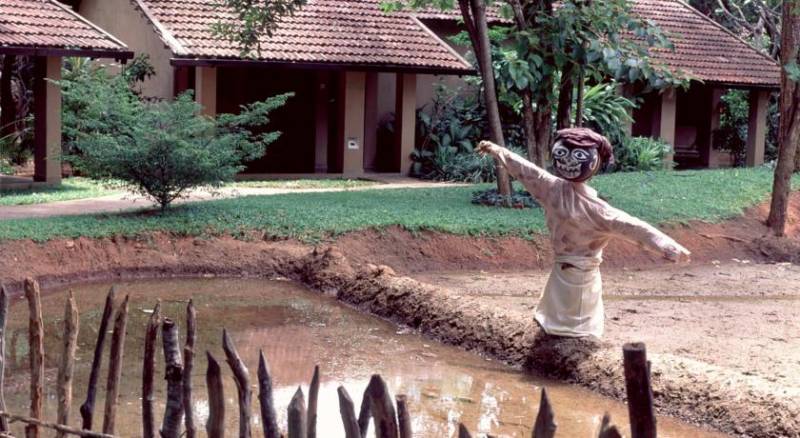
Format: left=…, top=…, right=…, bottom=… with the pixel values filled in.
left=552, top=141, right=599, bottom=182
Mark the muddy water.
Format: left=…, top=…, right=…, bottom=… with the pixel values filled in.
left=3, top=278, right=727, bottom=437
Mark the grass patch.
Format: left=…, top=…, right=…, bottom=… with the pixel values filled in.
left=0, top=167, right=796, bottom=242
left=0, top=178, right=118, bottom=206
left=228, top=178, right=377, bottom=190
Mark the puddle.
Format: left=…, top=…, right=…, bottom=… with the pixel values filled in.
left=2, top=278, right=728, bottom=437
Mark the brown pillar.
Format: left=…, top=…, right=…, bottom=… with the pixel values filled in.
left=314, top=71, right=330, bottom=173
left=195, top=66, right=217, bottom=117
left=746, top=89, right=769, bottom=167
left=617, top=83, right=635, bottom=137
left=363, top=72, right=379, bottom=172
left=394, top=73, right=417, bottom=175
left=33, top=56, right=62, bottom=185
left=659, top=88, right=677, bottom=168
left=341, top=71, right=366, bottom=176
left=707, top=88, right=724, bottom=168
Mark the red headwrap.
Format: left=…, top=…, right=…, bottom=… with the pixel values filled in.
left=554, top=128, right=615, bottom=166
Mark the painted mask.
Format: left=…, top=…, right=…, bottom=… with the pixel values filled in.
left=552, top=140, right=600, bottom=182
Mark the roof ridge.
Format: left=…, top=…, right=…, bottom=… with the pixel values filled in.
left=670, top=0, right=779, bottom=67
left=410, top=15, right=473, bottom=71
left=47, top=0, right=129, bottom=50
left=130, top=0, right=188, bottom=56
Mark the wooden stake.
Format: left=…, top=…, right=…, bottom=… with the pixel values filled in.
left=56, top=291, right=80, bottom=438
left=206, top=352, right=225, bottom=438
left=257, top=351, right=279, bottom=438
left=366, top=375, right=398, bottom=438
left=598, top=413, right=623, bottom=438
left=160, top=318, right=184, bottom=438
left=307, top=365, right=320, bottom=438
left=336, top=386, right=360, bottom=438
left=287, top=387, right=307, bottom=438
left=102, top=295, right=128, bottom=435
left=183, top=300, right=197, bottom=438
left=623, top=342, right=657, bottom=438
left=222, top=329, right=251, bottom=438
left=532, top=388, right=556, bottom=438
left=80, top=286, right=116, bottom=431
left=0, top=412, right=115, bottom=438
left=458, top=423, right=472, bottom=438
left=24, top=278, right=44, bottom=438
left=0, top=285, right=8, bottom=433
left=395, top=395, right=412, bottom=438
left=357, top=385, right=371, bottom=438
left=141, top=301, right=161, bottom=438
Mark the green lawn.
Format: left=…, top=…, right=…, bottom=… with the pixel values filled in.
left=0, top=178, right=118, bottom=206
left=228, top=178, right=378, bottom=190
left=0, top=168, right=795, bottom=242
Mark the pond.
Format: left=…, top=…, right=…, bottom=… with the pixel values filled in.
left=3, top=278, right=727, bottom=437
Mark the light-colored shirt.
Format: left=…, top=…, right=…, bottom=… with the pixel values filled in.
left=495, top=147, right=688, bottom=260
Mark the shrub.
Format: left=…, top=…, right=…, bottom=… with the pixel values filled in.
left=580, top=81, right=637, bottom=149
left=69, top=92, right=292, bottom=210
left=713, top=89, right=779, bottom=166
left=614, top=136, right=673, bottom=172
left=471, top=187, right=540, bottom=208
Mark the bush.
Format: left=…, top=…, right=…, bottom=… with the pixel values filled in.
left=713, top=89, right=780, bottom=166
left=68, top=92, right=292, bottom=210
left=580, top=81, right=637, bottom=149
left=471, top=187, right=540, bottom=208
left=614, top=136, right=673, bottom=172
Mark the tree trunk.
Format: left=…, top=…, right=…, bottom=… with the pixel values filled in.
left=0, top=55, right=16, bottom=138
left=461, top=0, right=512, bottom=198
left=767, top=0, right=800, bottom=235
left=556, top=64, right=576, bottom=130
left=575, top=68, right=586, bottom=127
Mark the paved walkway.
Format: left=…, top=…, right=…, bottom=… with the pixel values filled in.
left=0, top=178, right=464, bottom=220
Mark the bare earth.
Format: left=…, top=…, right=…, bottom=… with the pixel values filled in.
left=414, top=261, right=800, bottom=390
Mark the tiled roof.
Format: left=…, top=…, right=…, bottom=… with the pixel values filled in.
left=138, top=0, right=474, bottom=73
left=635, top=0, right=780, bottom=87
left=0, top=0, right=131, bottom=57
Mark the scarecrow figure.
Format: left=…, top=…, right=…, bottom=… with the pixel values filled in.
left=477, top=128, right=690, bottom=338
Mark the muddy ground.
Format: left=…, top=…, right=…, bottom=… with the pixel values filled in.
left=0, top=194, right=799, bottom=436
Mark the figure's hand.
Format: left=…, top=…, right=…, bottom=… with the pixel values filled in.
left=664, top=243, right=691, bottom=263
left=476, top=140, right=499, bottom=157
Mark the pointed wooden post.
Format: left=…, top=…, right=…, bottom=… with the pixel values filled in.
left=258, top=352, right=280, bottom=438
left=56, top=291, right=79, bottom=438
left=223, top=329, right=251, bottom=438
left=160, top=318, right=184, bottom=438
left=458, top=423, right=472, bottom=438
left=395, top=395, right=412, bottom=438
left=0, top=285, right=8, bottom=433
left=102, top=295, right=129, bottom=435
left=307, top=365, right=320, bottom=438
left=25, top=278, right=44, bottom=438
left=288, top=387, right=307, bottom=438
left=80, top=287, right=116, bottom=431
left=598, top=413, right=623, bottom=438
left=623, top=342, right=657, bottom=438
left=206, top=352, right=225, bottom=438
left=142, top=301, right=161, bottom=438
left=357, top=385, right=372, bottom=438
left=183, top=300, right=197, bottom=438
left=532, top=388, right=556, bottom=438
left=366, top=375, right=398, bottom=438
left=337, top=386, right=361, bottom=438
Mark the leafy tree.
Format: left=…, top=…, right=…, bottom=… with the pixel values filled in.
left=63, top=69, right=292, bottom=210
left=212, top=0, right=307, bottom=56
left=767, top=0, right=800, bottom=235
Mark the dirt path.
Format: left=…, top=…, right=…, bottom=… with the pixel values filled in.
left=0, top=178, right=463, bottom=220
left=414, top=261, right=800, bottom=390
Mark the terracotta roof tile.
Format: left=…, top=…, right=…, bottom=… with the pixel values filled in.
left=633, top=0, right=779, bottom=87
left=138, top=0, right=473, bottom=73
left=0, top=0, right=130, bottom=56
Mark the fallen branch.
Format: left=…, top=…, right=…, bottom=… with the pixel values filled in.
left=698, top=233, right=747, bottom=243
left=0, top=412, right=115, bottom=438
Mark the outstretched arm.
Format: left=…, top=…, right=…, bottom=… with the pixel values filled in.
left=476, top=141, right=558, bottom=201
left=606, top=209, right=691, bottom=262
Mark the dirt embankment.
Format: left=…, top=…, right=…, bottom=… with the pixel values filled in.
left=0, top=193, right=799, bottom=437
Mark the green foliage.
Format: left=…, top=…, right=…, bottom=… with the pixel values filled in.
left=471, top=187, right=539, bottom=208
left=411, top=87, right=524, bottom=182
left=1, top=167, right=795, bottom=242
left=0, top=124, right=32, bottom=165
left=713, top=89, right=780, bottom=166
left=69, top=92, right=292, bottom=210
left=211, top=0, right=307, bottom=56
left=578, top=81, right=636, bottom=148
left=614, top=136, right=673, bottom=172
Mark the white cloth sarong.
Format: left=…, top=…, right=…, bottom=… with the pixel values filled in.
left=534, top=255, right=604, bottom=338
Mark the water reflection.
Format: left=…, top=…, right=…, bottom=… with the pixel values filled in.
left=3, top=278, right=727, bottom=437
